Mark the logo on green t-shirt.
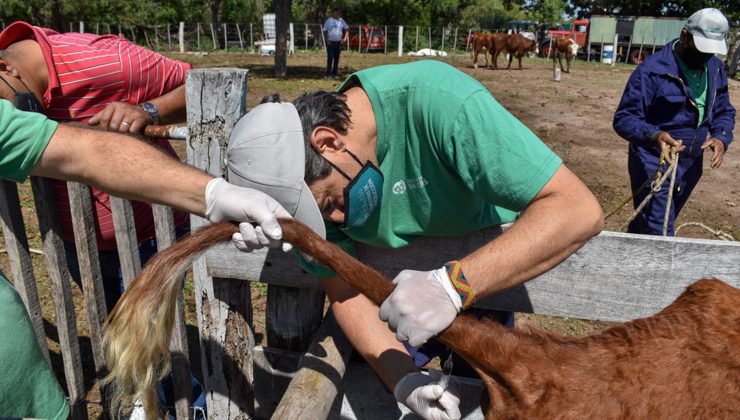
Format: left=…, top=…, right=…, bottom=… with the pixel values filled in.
left=392, top=176, right=429, bottom=195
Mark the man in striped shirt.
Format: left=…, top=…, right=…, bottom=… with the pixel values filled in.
left=0, top=22, right=190, bottom=313
left=0, top=22, right=197, bottom=417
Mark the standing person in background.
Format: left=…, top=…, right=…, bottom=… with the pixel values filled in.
left=613, top=8, right=735, bottom=236
left=0, top=21, right=191, bottom=312
left=323, top=7, right=349, bottom=79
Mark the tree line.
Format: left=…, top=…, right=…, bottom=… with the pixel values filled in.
left=3, top=1, right=735, bottom=33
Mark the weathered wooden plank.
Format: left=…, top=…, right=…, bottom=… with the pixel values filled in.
left=187, top=68, right=254, bottom=419
left=194, top=266, right=255, bottom=418
left=270, top=311, right=353, bottom=420
left=266, top=284, right=324, bottom=351
left=0, top=180, right=50, bottom=364
left=109, top=196, right=140, bottom=288
left=30, top=177, right=88, bottom=420
left=152, top=204, right=191, bottom=420
left=67, top=182, right=107, bottom=364
left=202, top=225, right=740, bottom=322
left=67, top=181, right=109, bottom=415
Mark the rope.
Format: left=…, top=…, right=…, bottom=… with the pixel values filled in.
left=614, top=147, right=679, bottom=232
left=662, top=148, right=679, bottom=235
left=675, top=222, right=736, bottom=241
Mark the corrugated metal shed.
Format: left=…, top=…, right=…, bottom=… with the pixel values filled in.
left=632, top=17, right=687, bottom=45
left=589, top=16, right=617, bottom=43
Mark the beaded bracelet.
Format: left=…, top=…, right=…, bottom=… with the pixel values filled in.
left=443, top=260, right=476, bottom=310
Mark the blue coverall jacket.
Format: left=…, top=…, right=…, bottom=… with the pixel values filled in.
left=613, top=40, right=735, bottom=235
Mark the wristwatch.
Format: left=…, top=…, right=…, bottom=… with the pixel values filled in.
left=141, top=102, right=160, bottom=125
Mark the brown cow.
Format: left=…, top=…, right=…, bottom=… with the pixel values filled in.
left=105, top=219, right=740, bottom=419
left=504, top=33, right=539, bottom=70
left=551, top=37, right=580, bottom=73
left=489, top=33, right=510, bottom=70
left=471, top=32, right=493, bottom=69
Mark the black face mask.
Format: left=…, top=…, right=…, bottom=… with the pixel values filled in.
left=0, top=75, right=45, bottom=113
left=682, top=47, right=713, bottom=70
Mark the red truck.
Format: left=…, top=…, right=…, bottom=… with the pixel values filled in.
left=348, top=25, right=386, bottom=52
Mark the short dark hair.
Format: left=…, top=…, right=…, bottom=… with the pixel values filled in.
left=259, top=91, right=352, bottom=184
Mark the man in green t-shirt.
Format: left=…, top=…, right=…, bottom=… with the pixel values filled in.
left=226, top=60, right=604, bottom=419
left=0, top=99, right=293, bottom=419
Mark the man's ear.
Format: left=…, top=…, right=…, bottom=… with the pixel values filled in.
left=0, top=57, right=19, bottom=78
left=310, top=126, right=345, bottom=155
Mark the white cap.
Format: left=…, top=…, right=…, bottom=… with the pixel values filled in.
left=685, top=8, right=729, bottom=55
left=226, top=102, right=326, bottom=239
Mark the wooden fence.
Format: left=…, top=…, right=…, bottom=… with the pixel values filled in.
left=1, top=68, right=739, bottom=419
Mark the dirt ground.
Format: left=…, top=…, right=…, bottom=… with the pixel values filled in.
left=1, top=50, right=738, bottom=416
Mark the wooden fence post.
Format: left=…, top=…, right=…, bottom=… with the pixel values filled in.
left=265, top=283, right=324, bottom=351
left=186, top=68, right=254, bottom=418
left=30, top=177, right=87, bottom=420
left=0, top=180, right=49, bottom=363
left=398, top=25, right=404, bottom=57
left=179, top=22, right=185, bottom=53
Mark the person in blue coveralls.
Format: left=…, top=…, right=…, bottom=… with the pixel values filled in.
left=613, top=8, right=735, bottom=235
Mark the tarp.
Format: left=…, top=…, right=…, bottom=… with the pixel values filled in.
left=632, top=17, right=687, bottom=45
left=589, top=16, right=617, bottom=44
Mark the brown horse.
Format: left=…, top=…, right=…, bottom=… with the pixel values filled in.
left=104, top=220, right=740, bottom=419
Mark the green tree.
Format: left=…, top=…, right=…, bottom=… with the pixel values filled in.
left=526, top=0, right=566, bottom=23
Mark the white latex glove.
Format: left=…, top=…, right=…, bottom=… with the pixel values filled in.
left=379, top=267, right=461, bottom=347
left=394, top=370, right=461, bottom=420
left=205, top=178, right=293, bottom=252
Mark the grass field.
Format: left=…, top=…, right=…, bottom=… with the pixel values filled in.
left=1, top=50, right=738, bottom=417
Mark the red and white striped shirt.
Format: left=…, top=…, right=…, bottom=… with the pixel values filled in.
left=0, top=22, right=191, bottom=250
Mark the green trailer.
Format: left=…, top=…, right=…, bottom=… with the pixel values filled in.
left=587, top=15, right=686, bottom=64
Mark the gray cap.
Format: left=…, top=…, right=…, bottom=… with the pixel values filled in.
left=685, top=8, right=729, bottom=55
left=226, top=102, right=326, bottom=239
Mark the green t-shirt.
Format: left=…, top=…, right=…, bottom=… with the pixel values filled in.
left=0, top=100, right=69, bottom=420
left=301, top=61, right=561, bottom=277
left=673, top=41, right=707, bottom=125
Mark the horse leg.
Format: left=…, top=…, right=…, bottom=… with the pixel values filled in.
left=507, top=53, right=513, bottom=70
left=473, top=48, right=479, bottom=69
left=518, top=54, right=523, bottom=70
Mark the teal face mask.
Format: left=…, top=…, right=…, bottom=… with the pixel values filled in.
left=326, top=149, right=384, bottom=230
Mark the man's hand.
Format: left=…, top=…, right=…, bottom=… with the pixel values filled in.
left=205, top=178, right=293, bottom=253
left=654, top=132, right=686, bottom=164
left=394, top=370, right=461, bottom=420
left=379, top=268, right=460, bottom=347
left=701, top=138, right=726, bottom=169
left=88, top=102, right=152, bottom=133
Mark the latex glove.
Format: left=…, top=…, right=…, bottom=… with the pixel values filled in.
left=394, top=370, right=461, bottom=420
left=379, top=267, right=461, bottom=347
left=205, top=178, right=293, bottom=252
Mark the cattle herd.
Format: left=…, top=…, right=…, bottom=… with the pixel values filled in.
left=472, top=32, right=579, bottom=73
